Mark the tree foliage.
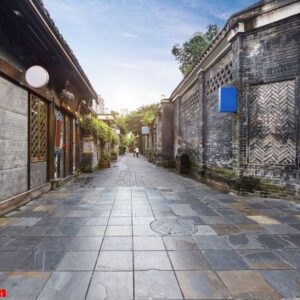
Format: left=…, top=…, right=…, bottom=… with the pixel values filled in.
left=123, top=132, right=135, bottom=148
left=172, top=24, right=220, bottom=75
left=125, top=103, right=159, bottom=135
left=116, top=115, right=126, bottom=134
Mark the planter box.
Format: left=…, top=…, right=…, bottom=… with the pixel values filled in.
left=99, top=160, right=111, bottom=169
left=111, top=154, right=118, bottom=161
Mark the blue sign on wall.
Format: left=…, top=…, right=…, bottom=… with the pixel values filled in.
left=218, top=87, right=237, bottom=112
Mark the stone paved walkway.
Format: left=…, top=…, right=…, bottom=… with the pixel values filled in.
left=0, top=154, right=300, bottom=299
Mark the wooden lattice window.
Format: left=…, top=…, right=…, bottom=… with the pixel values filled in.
left=30, top=95, right=48, bottom=162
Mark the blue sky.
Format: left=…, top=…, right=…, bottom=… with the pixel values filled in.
left=43, top=0, right=257, bottom=111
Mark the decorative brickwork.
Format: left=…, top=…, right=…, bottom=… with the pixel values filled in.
left=180, top=84, right=201, bottom=161
left=170, top=3, right=300, bottom=194
left=205, top=62, right=233, bottom=95
left=249, top=80, right=296, bottom=165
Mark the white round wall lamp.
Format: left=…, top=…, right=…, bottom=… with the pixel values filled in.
left=25, top=65, right=49, bottom=89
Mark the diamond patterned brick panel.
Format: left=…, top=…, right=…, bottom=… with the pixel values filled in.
left=205, top=62, right=233, bottom=95
left=249, top=80, right=296, bottom=165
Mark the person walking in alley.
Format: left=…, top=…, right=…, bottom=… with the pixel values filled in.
left=135, top=147, right=139, bottom=158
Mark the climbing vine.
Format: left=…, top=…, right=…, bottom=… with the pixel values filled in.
left=79, top=115, right=117, bottom=144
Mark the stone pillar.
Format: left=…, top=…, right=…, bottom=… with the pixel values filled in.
left=161, top=99, right=174, bottom=161
left=198, top=70, right=206, bottom=176
left=155, top=99, right=175, bottom=167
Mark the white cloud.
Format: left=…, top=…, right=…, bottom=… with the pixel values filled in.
left=121, top=32, right=139, bottom=38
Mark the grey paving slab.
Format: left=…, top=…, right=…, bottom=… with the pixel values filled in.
left=218, top=270, right=280, bottom=299
left=0, top=252, right=31, bottom=271
left=193, top=225, right=217, bottom=235
left=0, top=237, right=15, bottom=250
left=90, top=210, right=111, bottom=217
left=210, top=224, right=241, bottom=235
left=193, top=235, right=232, bottom=250
left=134, top=251, right=172, bottom=270
left=56, top=251, right=98, bottom=271
left=133, top=210, right=154, bottom=217
left=237, top=249, right=294, bottom=270
left=86, top=271, right=133, bottom=300
left=263, top=224, right=300, bottom=234
left=36, top=237, right=73, bottom=251
left=37, top=271, right=92, bottom=300
left=226, top=234, right=265, bottom=249
left=259, top=270, right=300, bottom=298
left=105, top=225, right=132, bottom=236
left=135, top=270, right=183, bottom=299
left=132, top=217, right=155, bottom=225
left=76, top=225, right=106, bottom=236
left=111, top=209, right=131, bottom=217
left=96, top=251, right=133, bottom=271
left=101, top=236, right=132, bottom=250
left=163, top=236, right=198, bottom=250
left=176, top=270, right=231, bottom=299
left=18, top=251, right=65, bottom=271
left=199, top=215, right=230, bottom=224
left=84, top=218, right=109, bottom=225
left=0, top=271, right=50, bottom=300
left=108, top=217, right=132, bottom=225
left=133, top=224, right=158, bottom=236
left=2, top=155, right=300, bottom=299
left=256, top=234, right=294, bottom=249
left=203, top=250, right=249, bottom=270
left=274, top=250, right=300, bottom=269
left=44, top=225, right=81, bottom=236
left=281, top=234, right=300, bottom=247
left=9, top=218, right=41, bottom=227
left=3, top=236, right=42, bottom=251
left=168, top=250, right=211, bottom=270
left=67, top=236, right=102, bottom=251
left=134, top=236, right=165, bottom=250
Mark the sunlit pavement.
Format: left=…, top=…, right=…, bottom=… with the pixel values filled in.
left=0, top=154, right=300, bottom=299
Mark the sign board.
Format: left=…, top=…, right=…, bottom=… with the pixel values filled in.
left=83, top=136, right=94, bottom=153
left=141, top=126, right=150, bottom=135
left=115, top=129, right=121, bottom=135
left=218, top=87, right=237, bottom=112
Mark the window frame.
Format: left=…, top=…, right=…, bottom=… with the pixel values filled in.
left=29, top=94, right=48, bottom=162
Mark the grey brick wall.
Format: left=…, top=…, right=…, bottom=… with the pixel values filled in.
left=172, top=13, right=300, bottom=191
left=204, top=52, right=234, bottom=168
left=238, top=16, right=300, bottom=185
left=30, top=161, right=47, bottom=188
left=0, top=76, right=28, bottom=201
left=179, top=83, right=201, bottom=162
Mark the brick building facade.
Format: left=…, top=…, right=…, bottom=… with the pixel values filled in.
left=0, top=0, right=98, bottom=214
left=154, top=0, right=300, bottom=197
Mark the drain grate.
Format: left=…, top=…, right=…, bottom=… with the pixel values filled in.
left=150, top=218, right=197, bottom=235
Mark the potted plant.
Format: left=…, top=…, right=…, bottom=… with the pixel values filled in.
left=111, top=150, right=118, bottom=161
left=99, top=152, right=111, bottom=168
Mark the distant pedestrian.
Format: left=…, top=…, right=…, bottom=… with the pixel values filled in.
left=135, top=147, right=139, bottom=158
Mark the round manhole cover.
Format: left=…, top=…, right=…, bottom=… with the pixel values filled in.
left=150, top=218, right=197, bottom=235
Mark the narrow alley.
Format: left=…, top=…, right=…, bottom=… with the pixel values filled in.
left=0, top=155, right=299, bottom=299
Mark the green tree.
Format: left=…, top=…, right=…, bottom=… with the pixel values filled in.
left=123, top=132, right=135, bottom=147
left=125, top=103, right=159, bottom=135
left=172, top=24, right=220, bottom=75
left=116, top=115, right=126, bottom=134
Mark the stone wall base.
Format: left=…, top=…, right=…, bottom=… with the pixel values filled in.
left=188, top=166, right=299, bottom=201
left=0, top=173, right=79, bottom=216
left=156, top=160, right=176, bottom=169
left=0, top=183, right=51, bottom=216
